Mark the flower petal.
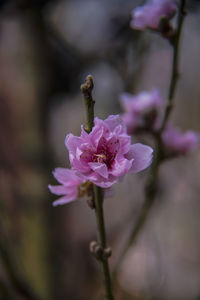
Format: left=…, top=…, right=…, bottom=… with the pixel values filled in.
left=53, top=194, right=77, bottom=206
left=126, top=143, right=153, bottom=173
left=162, top=126, right=199, bottom=154
left=89, top=125, right=104, bottom=148
left=93, top=176, right=118, bottom=188
left=80, top=125, right=89, bottom=140
left=88, top=162, right=108, bottom=179
left=111, top=155, right=133, bottom=176
left=131, top=0, right=177, bottom=31
left=104, top=115, right=125, bottom=132
left=65, top=134, right=84, bottom=162
left=118, top=134, right=131, bottom=154
left=119, top=93, right=135, bottom=111
left=48, top=184, right=76, bottom=195
left=52, top=168, right=81, bottom=185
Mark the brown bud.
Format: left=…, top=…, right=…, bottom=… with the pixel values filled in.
left=95, top=245, right=104, bottom=260
left=89, top=241, right=105, bottom=260
left=103, top=247, right=112, bottom=258
left=89, top=241, right=98, bottom=254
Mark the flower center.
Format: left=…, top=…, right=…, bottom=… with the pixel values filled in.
left=81, top=136, right=120, bottom=169
left=93, top=153, right=107, bottom=163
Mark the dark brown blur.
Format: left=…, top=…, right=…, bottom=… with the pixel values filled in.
left=0, top=0, right=200, bottom=299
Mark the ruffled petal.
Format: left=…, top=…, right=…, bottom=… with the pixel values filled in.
left=93, top=175, right=118, bottom=188
left=110, top=155, right=133, bottom=176
left=104, top=115, right=125, bottom=132
left=89, top=125, right=104, bottom=148
left=80, top=125, right=89, bottom=140
left=118, top=134, right=131, bottom=154
left=65, top=134, right=83, bottom=156
left=88, top=162, right=108, bottom=179
left=94, top=117, right=109, bottom=130
left=72, top=158, right=91, bottom=172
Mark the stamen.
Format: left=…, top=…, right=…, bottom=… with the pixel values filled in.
left=95, top=154, right=106, bottom=160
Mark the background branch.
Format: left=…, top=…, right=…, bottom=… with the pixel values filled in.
left=113, top=0, right=187, bottom=281
left=0, top=227, right=41, bottom=300
left=161, top=0, right=186, bottom=131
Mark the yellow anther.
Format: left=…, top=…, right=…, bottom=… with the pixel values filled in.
left=95, top=154, right=106, bottom=159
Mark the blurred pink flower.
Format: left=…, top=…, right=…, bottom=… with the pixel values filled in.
left=130, top=0, right=177, bottom=31
left=120, top=89, right=163, bottom=134
left=162, top=126, right=199, bottom=155
left=48, top=168, right=85, bottom=206
left=65, top=115, right=153, bottom=188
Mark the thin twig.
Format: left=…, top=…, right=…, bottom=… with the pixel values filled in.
left=81, top=75, right=114, bottom=300
left=80, top=75, right=95, bottom=133
left=113, top=0, right=186, bottom=280
left=160, top=0, right=186, bottom=131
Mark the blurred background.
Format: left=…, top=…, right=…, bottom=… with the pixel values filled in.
left=0, top=0, right=200, bottom=299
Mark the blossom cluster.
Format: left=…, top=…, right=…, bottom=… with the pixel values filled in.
left=130, top=0, right=177, bottom=32
left=49, top=115, right=153, bottom=206
left=120, top=90, right=199, bottom=156
left=162, top=126, right=199, bottom=155
left=120, top=89, right=162, bottom=134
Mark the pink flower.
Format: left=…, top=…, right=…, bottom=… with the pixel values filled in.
left=65, top=115, right=153, bottom=188
left=162, top=126, right=199, bottom=155
left=48, top=168, right=85, bottom=206
left=120, top=89, right=163, bottom=134
left=130, top=0, right=177, bottom=31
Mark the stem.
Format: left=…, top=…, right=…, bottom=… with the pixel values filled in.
left=94, top=186, right=114, bottom=300
left=114, top=0, right=186, bottom=281
left=81, top=75, right=114, bottom=300
left=160, top=0, right=186, bottom=132
left=81, top=75, right=95, bottom=132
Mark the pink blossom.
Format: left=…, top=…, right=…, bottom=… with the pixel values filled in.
left=120, top=89, right=163, bottom=134
left=130, top=0, right=177, bottom=31
left=65, top=115, right=153, bottom=188
left=48, top=168, right=85, bottom=206
left=162, top=126, right=199, bottom=155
